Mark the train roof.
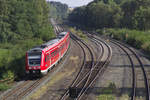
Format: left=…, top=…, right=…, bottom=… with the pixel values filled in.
left=28, top=38, right=60, bottom=53
left=27, top=32, right=69, bottom=53
left=42, top=39, right=59, bottom=47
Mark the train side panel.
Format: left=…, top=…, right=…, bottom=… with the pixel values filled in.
left=26, top=32, right=70, bottom=75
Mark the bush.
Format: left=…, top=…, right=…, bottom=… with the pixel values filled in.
left=0, top=38, right=45, bottom=81
left=38, top=26, right=55, bottom=41
left=2, top=70, right=14, bottom=81
left=69, top=27, right=88, bottom=41
left=120, top=95, right=130, bottom=100
left=99, top=28, right=150, bottom=55
left=0, top=83, right=10, bottom=91
left=97, top=94, right=116, bottom=100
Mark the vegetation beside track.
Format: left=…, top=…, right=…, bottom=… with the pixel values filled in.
left=97, top=82, right=116, bottom=100
left=97, top=95, right=115, bottom=100
left=0, top=83, right=10, bottom=91
left=69, top=27, right=88, bottom=42
left=28, top=62, right=76, bottom=100
left=97, top=28, right=150, bottom=55
left=96, top=82, right=130, bottom=100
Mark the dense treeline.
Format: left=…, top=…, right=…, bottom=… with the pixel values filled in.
left=69, top=0, right=150, bottom=30
left=0, top=0, right=54, bottom=42
left=0, top=0, right=55, bottom=87
left=48, top=1, right=68, bottom=21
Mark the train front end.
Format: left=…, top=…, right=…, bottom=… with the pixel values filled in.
left=26, top=49, right=43, bottom=75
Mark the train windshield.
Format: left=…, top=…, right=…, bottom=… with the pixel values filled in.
left=28, top=52, right=41, bottom=66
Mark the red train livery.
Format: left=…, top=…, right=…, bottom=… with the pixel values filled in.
left=26, top=32, right=70, bottom=75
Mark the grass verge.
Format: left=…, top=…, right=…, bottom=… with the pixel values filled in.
left=96, top=82, right=117, bottom=100
left=97, top=94, right=116, bottom=100
left=27, top=65, right=76, bottom=100
left=0, top=83, right=11, bottom=91
left=69, top=27, right=88, bottom=42
left=96, top=28, right=150, bottom=56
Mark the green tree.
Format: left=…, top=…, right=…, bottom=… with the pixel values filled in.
left=120, top=0, right=139, bottom=28
left=69, top=7, right=86, bottom=25
left=48, top=1, right=69, bottom=20
left=134, top=7, right=150, bottom=30
left=68, top=0, right=150, bottom=31
left=69, top=1, right=123, bottom=29
left=0, top=0, right=13, bottom=42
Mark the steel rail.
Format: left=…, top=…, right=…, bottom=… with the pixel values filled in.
left=60, top=33, right=95, bottom=100
left=75, top=35, right=112, bottom=100
left=110, top=39, right=150, bottom=100
left=94, top=32, right=149, bottom=100
left=60, top=34, right=87, bottom=100
left=110, top=40, right=136, bottom=100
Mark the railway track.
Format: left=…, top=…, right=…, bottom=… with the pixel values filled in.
left=109, top=40, right=136, bottom=99
left=52, top=23, right=99, bottom=100
left=51, top=19, right=64, bottom=34
left=1, top=63, right=70, bottom=100
left=110, top=39, right=150, bottom=100
left=78, top=35, right=112, bottom=100
left=1, top=76, right=45, bottom=100
left=52, top=20, right=97, bottom=100
left=60, top=33, right=112, bottom=100
left=93, top=33, right=150, bottom=100
left=1, top=80, right=31, bottom=100
left=60, top=33, right=95, bottom=100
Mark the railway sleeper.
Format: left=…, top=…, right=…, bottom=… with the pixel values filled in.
left=69, top=87, right=82, bottom=98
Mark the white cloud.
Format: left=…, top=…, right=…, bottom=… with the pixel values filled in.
left=46, top=0, right=93, bottom=7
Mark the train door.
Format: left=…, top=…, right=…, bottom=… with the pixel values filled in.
left=50, top=50, right=55, bottom=65
left=64, top=40, right=67, bottom=52
left=51, top=48, right=60, bottom=65
left=62, top=43, right=65, bottom=54
left=58, top=46, right=61, bottom=58
left=49, top=53, right=51, bottom=67
left=60, top=44, right=63, bottom=57
left=55, top=48, right=59, bottom=61
left=45, top=53, right=50, bottom=68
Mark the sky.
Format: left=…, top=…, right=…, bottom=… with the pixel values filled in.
left=46, top=0, right=94, bottom=7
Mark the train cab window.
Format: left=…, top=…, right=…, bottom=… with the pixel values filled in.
left=28, top=52, right=41, bottom=66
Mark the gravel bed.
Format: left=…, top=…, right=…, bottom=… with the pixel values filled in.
left=86, top=36, right=150, bottom=100
left=29, top=39, right=85, bottom=100
left=87, top=38, right=133, bottom=100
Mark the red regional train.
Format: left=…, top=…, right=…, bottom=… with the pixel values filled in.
left=26, top=32, right=70, bottom=75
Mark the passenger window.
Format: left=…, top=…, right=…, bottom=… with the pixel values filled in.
left=51, top=51, right=55, bottom=57
left=51, top=52, right=53, bottom=57
left=45, top=54, right=51, bottom=62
